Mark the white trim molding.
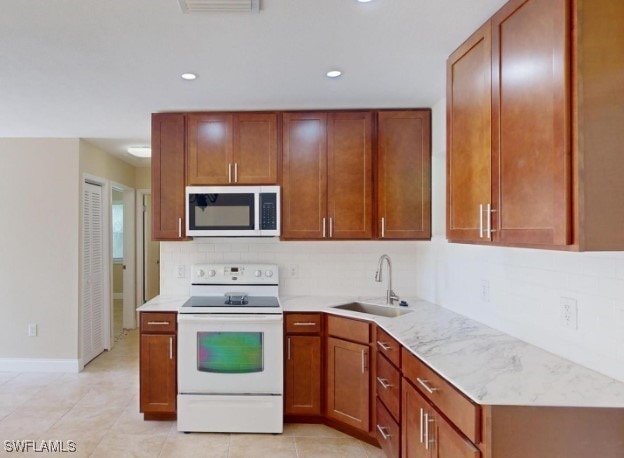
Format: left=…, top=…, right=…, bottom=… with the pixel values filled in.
left=0, top=358, right=81, bottom=373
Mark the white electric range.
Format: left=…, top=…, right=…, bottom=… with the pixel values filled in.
left=177, top=263, right=283, bottom=433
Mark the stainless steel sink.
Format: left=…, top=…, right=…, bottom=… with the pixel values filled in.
left=332, top=302, right=412, bottom=318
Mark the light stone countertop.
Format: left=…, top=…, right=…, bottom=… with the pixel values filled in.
left=137, top=293, right=624, bottom=408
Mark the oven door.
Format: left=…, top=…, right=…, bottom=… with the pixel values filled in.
left=178, top=314, right=283, bottom=394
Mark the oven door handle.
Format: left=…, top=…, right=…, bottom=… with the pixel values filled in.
left=178, top=314, right=283, bottom=324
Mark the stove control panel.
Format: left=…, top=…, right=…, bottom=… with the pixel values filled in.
left=192, top=263, right=279, bottom=284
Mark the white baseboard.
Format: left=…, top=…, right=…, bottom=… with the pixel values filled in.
left=0, top=358, right=80, bottom=373
left=113, top=293, right=123, bottom=300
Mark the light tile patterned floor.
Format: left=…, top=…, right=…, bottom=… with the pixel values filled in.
left=0, top=330, right=384, bottom=457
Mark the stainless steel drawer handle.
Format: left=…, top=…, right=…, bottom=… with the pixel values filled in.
left=376, top=341, right=392, bottom=351
left=376, top=424, right=391, bottom=440
left=417, top=377, right=439, bottom=394
left=419, top=408, right=424, bottom=443
left=424, top=412, right=430, bottom=450
left=376, top=377, right=392, bottom=390
left=287, top=337, right=291, bottom=361
left=147, top=321, right=170, bottom=325
left=479, top=204, right=484, bottom=238
left=234, top=162, right=238, bottom=183
left=169, top=337, right=173, bottom=360
left=293, top=322, right=317, bottom=326
left=228, top=163, right=232, bottom=183
left=361, top=350, right=367, bottom=374
left=381, top=217, right=385, bottom=238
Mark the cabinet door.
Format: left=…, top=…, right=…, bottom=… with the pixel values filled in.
left=326, top=337, right=369, bottom=431
left=282, top=112, right=328, bottom=239
left=377, top=111, right=432, bottom=240
left=492, top=0, right=571, bottom=245
left=447, top=22, right=493, bottom=243
left=187, top=113, right=233, bottom=185
left=435, top=413, right=481, bottom=458
left=327, top=111, right=373, bottom=239
left=233, top=113, right=278, bottom=184
left=140, top=334, right=176, bottom=413
left=402, top=380, right=431, bottom=458
left=151, top=113, right=186, bottom=240
left=285, top=335, right=321, bottom=416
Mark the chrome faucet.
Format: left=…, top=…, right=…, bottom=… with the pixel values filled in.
left=375, top=254, right=399, bottom=305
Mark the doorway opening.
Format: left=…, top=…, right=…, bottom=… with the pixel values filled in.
left=137, top=190, right=160, bottom=306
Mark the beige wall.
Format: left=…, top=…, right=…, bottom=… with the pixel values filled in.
left=79, top=140, right=136, bottom=188
left=0, top=139, right=80, bottom=360
left=113, top=263, right=123, bottom=294
left=135, top=167, right=151, bottom=190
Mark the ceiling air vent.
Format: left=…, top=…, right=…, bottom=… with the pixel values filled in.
left=178, top=0, right=260, bottom=13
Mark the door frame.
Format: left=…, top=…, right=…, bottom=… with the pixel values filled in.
left=80, top=174, right=112, bottom=370
left=136, top=188, right=154, bottom=307
left=111, top=181, right=136, bottom=331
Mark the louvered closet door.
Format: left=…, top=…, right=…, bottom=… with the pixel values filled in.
left=82, top=182, right=105, bottom=365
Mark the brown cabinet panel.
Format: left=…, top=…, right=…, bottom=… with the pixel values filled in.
left=281, top=112, right=328, bottom=239
left=151, top=113, right=186, bottom=241
left=285, top=335, right=322, bottom=416
left=233, top=113, right=278, bottom=184
left=377, top=110, right=432, bottom=240
left=376, top=353, right=401, bottom=422
left=375, top=398, right=401, bottom=458
left=326, top=336, right=370, bottom=432
left=491, top=0, right=571, bottom=245
left=327, top=315, right=370, bottom=344
left=327, top=111, right=373, bottom=239
left=187, top=113, right=233, bottom=185
left=402, top=380, right=430, bottom=458
left=402, top=348, right=480, bottom=444
left=376, top=326, right=401, bottom=368
left=140, top=333, right=176, bottom=414
left=285, top=313, right=322, bottom=334
left=447, top=22, right=493, bottom=243
left=436, top=413, right=481, bottom=458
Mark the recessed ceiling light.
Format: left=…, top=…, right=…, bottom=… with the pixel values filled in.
left=181, top=73, right=198, bottom=80
left=326, top=70, right=342, bottom=78
left=127, top=146, right=152, bottom=158
left=357, top=0, right=373, bottom=3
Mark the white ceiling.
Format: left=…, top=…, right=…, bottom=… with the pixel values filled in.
left=0, top=0, right=507, bottom=166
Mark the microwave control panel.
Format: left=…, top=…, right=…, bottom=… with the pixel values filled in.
left=260, top=193, right=277, bottom=230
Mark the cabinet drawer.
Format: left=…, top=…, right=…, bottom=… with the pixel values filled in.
left=376, top=327, right=401, bottom=368
left=376, top=353, right=401, bottom=422
left=327, top=315, right=369, bottom=344
left=375, top=398, right=400, bottom=458
left=285, top=313, right=322, bottom=334
left=402, top=348, right=480, bottom=444
left=140, top=312, right=177, bottom=333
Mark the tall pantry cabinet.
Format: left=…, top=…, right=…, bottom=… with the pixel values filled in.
left=446, top=0, right=624, bottom=251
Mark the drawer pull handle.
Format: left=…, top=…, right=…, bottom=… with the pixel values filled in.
left=376, top=341, right=392, bottom=351
left=419, top=408, right=424, bottom=443
left=287, top=337, right=291, bottom=361
left=376, top=377, right=393, bottom=390
left=417, top=377, right=439, bottom=394
left=147, top=321, right=170, bottom=325
left=293, top=322, right=317, bottom=326
left=376, top=424, right=391, bottom=440
left=424, top=412, right=430, bottom=450
left=169, top=336, right=173, bottom=360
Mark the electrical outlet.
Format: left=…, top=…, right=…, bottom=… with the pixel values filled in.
left=288, top=264, right=299, bottom=279
left=480, top=280, right=490, bottom=303
left=560, top=297, right=578, bottom=330
left=176, top=265, right=185, bottom=278
left=28, top=323, right=37, bottom=337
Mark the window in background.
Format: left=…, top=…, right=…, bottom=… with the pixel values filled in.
left=112, top=203, right=124, bottom=261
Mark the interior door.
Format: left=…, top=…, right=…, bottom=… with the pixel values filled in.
left=82, top=181, right=106, bottom=365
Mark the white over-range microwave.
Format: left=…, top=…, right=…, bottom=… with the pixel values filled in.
left=185, top=185, right=280, bottom=237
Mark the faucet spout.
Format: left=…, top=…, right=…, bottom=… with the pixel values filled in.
left=375, top=254, right=399, bottom=305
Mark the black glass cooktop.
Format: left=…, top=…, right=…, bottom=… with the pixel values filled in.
left=185, top=296, right=280, bottom=308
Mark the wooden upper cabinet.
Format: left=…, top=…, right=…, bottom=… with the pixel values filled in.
left=492, top=0, right=571, bottom=246
left=233, top=113, right=278, bottom=184
left=151, top=113, right=186, bottom=241
left=187, top=113, right=232, bottom=185
left=327, top=112, right=373, bottom=239
left=281, top=112, right=328, bottom=239
left=447, top=22, right=493, bottom=243
left=377, top=110, right=432, bottom=240
left=186, top=112, right=278, bottom=185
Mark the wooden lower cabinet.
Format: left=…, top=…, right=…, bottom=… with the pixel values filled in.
left=402, top=380, right=479, bottom=458
left=139, top=312, right=177, bottom=419
left=326, top=336, right=370, bottom=431
left=285, top=335, right=322, bottom=416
